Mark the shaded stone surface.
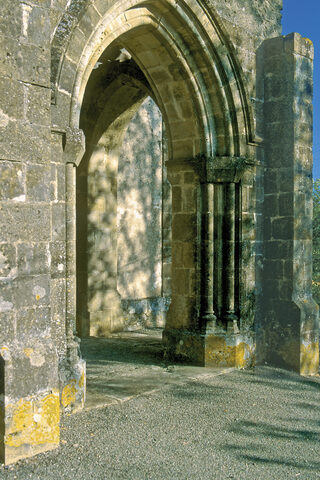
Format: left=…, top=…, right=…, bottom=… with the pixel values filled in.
left=80, top=332, right=230, bottom=410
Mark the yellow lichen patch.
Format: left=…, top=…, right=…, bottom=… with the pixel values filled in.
left=78, top=370, right=85, bottom=389
left=205, top=336, right=236, bottom=367
left=23, top=348, right=33, bottom=357
left=204, top=336, right=255, bottom=368
left=303, top=37, right=313, bottom=46
left=300, top=342, right=319, bottom=376
left=5, top=391, right=60, bottom=448
left=235, top=342, right=255, bottom=369
left=6, top=399, right=33, bottom=437
left=61, top=380, right=77, bottom=407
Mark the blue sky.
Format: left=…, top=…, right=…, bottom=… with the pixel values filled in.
left=282, top=0, right=320, bottom=179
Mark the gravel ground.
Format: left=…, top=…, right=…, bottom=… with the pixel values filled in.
left=1, top=366, right=320, bottom=480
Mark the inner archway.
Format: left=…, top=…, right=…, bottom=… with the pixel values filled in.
left=76, top=44, right=175, bottom=337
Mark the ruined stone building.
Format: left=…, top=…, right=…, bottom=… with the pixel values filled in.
left=0, top=0, right=318, bottom=465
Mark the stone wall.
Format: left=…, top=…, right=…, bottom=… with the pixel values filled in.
left=117, top=98, right=163, bottom=300
left=257, top=33, right=319, bottom=374
left=0, top=0, right=60, bottom=464
left=78, top=96, right=172, bottom=334
left=118, top=97, right=171, bottom=330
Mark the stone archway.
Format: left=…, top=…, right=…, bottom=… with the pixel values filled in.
left=77, top=61, right=171, bottom=337
left=52, top=0, right=258, bottom=370
left=49, top=0, right=259, bottom=376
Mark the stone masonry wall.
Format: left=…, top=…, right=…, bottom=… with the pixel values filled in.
left=118, top=97, right=171, bottom=329
left=0, top=0, right=60, bottom=464
left=257, top=33, right=319, bottom=374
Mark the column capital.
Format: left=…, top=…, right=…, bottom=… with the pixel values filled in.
left=165, top=156, right=257, bottom=184
left=52, top=127, right=85, bottom=166
left=195, top=155, right=257, bottom=183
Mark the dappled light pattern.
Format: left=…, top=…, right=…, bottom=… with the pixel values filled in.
left=117, top=98, right=163, bottom=300
left=79, top=93, right=171, bottom=335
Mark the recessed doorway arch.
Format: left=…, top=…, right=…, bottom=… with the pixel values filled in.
left=53, top=0, right=256, bottom=368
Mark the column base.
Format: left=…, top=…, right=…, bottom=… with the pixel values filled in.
left=300, top=331, right=319, bottom=376
left=1, top=390, right=60, bottom=465
left=59, top=356, right=86, bottom=414
left=163, top=329, right=255, bottom=368
left=0, top=343, right=60, bottom=465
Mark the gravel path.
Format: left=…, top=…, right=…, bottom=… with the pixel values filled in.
left=1, top=365, right=320, bottom=480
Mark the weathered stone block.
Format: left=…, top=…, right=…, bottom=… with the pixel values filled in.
left=0, top=36, right=50, bottom=86
left=284, top=33, right=314, bottom=59
left=50, top=278, right=66, bottom=355
left=0, top=343, right=59, bottom=465
left=26, top=84, right=51, bottom=125
left=65, top=26, right=86, bottom=62
left=0, top=162, right=25, bottom=201
left=16, top=307, right=51, bottom=340
left=0, top=76, right=24, bottom=120
left=0, top=1, right=22, bottom=39
left=271, top=217, right=294, bottom=240
left=25, top=5, right=51, bottom=47
left=59, top=358, right=86, bottom=414
left=279, top=193, right=294, bottom=217
left=50, top=241, right=66, bottom=278
left=171, top=268, right=190, bottom=295
left=172, top=186, right=182, bottom=212
left=58, top=57, right=76, bottom=94
left=264, top=259, right=283, bottom=280
left=0, top=244, right=16, bottom=278
left=264, top=194, right=278, bottom=216
left=163, top=329, right=255, bottom=368
left=56, top=164, right=66, bottom=200
left=172, top=242, right=183, bottom=268
left=0, top=121, right=51, bottom=163
left=172, top=214, right=197, bottom=242
left=0, top=312, right=16, bottom=344
left=50, top=131, right=64, bottom=163
left=26, top=164, right=51, bottom=202
left=51, top=203, right=66, bottom=241
left=0, top=205, right=50, bottom=242
left=14, top=275, right=50, bottom=309
left=182, top=185, right=196, bottom=213
left=17, top=243, right=50, bottom=275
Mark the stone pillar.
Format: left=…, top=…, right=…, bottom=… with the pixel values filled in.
left=0, top=2, right=60, bottom=464
left=164, top=162, right=199, bottom=330
left=200, top=182, right=217, bottom=330
left=59, top=127, right=86, bottom=413
left=258, top=33, right=319, bottom=375
left=224, top=183, right=238, bottom=328
left=163, top=156, right=255, bottom=367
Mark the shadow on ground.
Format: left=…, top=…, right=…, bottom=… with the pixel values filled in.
left=80, top=330, right=230, bottom=409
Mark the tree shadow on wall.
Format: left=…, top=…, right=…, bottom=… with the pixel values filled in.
left=76, top=96, right=171, bottom=335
